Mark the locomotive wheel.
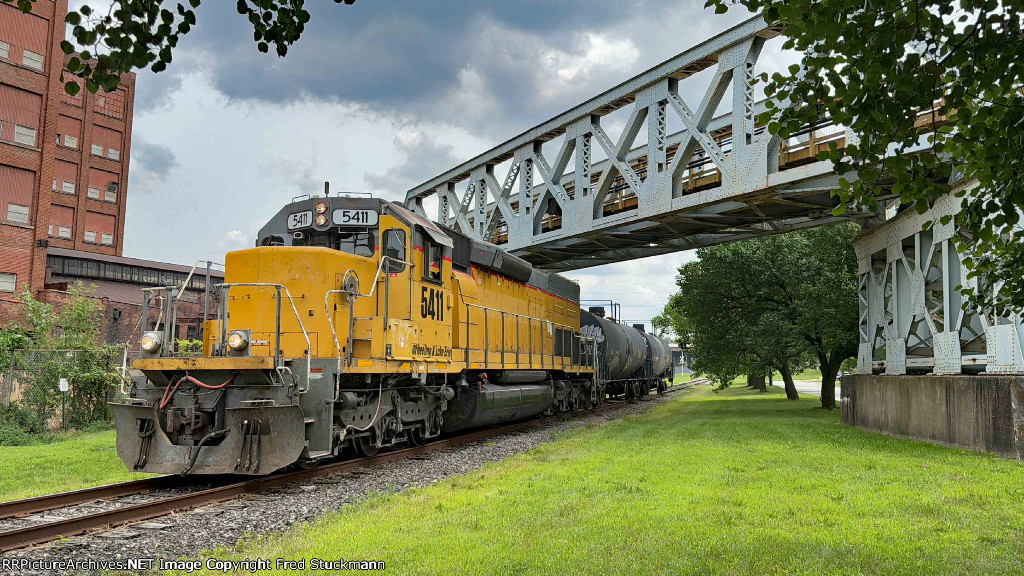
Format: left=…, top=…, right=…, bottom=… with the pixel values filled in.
left=355, top=435, right=379, bottom=457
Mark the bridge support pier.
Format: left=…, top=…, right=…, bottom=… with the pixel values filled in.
left=845, top=178, right=1024, bottom=457
left=841, top=374, right=1024, bottom=459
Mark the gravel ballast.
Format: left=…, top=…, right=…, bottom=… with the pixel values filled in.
left=2, top=393, right=680, bottom=575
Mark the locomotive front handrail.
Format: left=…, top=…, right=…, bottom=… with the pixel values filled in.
left=214, top=282, right=311, bottom=391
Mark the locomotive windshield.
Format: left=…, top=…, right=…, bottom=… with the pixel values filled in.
left=282, top=227, right=377, bottom=257
left=337, top=229, right=375, bottom=257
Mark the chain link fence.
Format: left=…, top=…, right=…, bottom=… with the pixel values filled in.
left=1, top=347, right=129, bottom=434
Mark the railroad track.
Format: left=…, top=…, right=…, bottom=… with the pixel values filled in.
left=0, top=380, right=704, bottom=553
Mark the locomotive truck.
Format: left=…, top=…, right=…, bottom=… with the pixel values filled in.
left=111, top=194, right=673, bottom=475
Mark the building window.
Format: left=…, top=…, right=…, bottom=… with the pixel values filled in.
left=0, top=273, right=15, bottom=293
left=0, top=41, right=9, bottom=60
left=6, top=204, right=29, bottom=224
left=100, top=233, right=113, bottom=246
left=84, top=231, right=97, bottom=243
left=59, top=226, right=71, bottom=239
left=104, top=189, right=116, bottom=203
left=22, top=50, right=44, bottom=71
left=64, top=135, right=78, bottom=149
left=95, top=90, right=126, bottom=119
left=62, top=181, right=75, bottom=195
left=52, top=179, right=57, bottom=191
left=91, top=144, right=103, bottom=156
left=108, top=148, right=119, bottom=161
left=87, top=187, right=100, bottom=199
left=13, top=125, right=36, bottom=147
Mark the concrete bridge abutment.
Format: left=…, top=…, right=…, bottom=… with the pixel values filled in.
left=841, top=374, right=1024, bottom=459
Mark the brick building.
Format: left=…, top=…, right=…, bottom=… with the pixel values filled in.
left=1, top=1, right=216, bottom=345
left=1, top=0, right=133, bottom=295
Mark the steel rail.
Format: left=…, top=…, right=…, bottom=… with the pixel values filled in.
left=0, top=380, right=703, bottom=552
left=0, top=476, right=181, bottom=521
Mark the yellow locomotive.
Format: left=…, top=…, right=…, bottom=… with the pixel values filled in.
left=112, top=194, right=670, bottom=475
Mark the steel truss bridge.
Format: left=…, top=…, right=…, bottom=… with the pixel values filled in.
left=403, top=13, right=1020, bottom=378
left=405, top=15, right=873, bottom=271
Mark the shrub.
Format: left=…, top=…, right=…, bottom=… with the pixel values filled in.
left=0, top=421, right=33, bottom=446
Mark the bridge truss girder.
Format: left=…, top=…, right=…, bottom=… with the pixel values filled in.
left=405, top=15, right=868, bottom=271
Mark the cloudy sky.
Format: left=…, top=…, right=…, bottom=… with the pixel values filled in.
left=118, top=0, right=770, bottom=331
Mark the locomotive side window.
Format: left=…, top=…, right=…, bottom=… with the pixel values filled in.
left=423, top=238, right=443, bottom=284
left=383, top=229, right=406, bottom=272
left=337, top=230, right=375, bottom=258
left=260, top=235, right=284, bottom=247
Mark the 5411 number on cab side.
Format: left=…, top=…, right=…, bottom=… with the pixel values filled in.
left=420, top=287, right=444, bottom=321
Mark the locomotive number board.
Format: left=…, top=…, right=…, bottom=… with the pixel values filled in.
left=333, top=209, right=379, bottom=226
left=287, top=211, right=313, bottom=230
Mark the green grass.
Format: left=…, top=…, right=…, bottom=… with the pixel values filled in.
left=673, top=372, right=694, bottom=383
left=0, top=429, right=153, bottom=501
left=189, top=387, right=1024, bottom=575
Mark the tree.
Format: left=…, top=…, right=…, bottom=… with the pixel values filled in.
left=675, top=244, right=811, bottom=399
left=3, top=0, right=356, bottom=96
left=671, top=224, right=860, bottom=408
left=655, top=292, right=690, bottom=347
left=706, top=0, right=1024, bottom=317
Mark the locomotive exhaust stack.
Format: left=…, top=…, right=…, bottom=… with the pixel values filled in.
left=111, top=194, right=672, bottom=476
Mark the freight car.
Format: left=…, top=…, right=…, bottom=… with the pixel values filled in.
left=111, top=193, right=673, bottom=476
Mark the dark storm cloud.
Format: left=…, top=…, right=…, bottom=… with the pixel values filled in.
left=133, top=68, right=184, bottom=112
left=178, top=0, right=642, bottom=121
left=132, top=140, right=179, bottom=179
left=365, top=133, right=463, bottom=198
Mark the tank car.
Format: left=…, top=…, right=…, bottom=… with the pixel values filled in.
left=580, top=311, right=673, bottom=399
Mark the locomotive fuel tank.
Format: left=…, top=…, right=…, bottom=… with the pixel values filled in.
left=441, top=379, right=554, bottom=433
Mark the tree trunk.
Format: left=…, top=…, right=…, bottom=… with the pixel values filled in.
left=747, top=373, right=766, bottom=392
left=778, top=363, right=799, bottom=400
left=819, top=357, right=842, bottom=410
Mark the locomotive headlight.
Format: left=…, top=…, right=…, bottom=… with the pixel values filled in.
left=227, top=331, right=249, bottom=351
left=140, top=332, right=162, bottom=353
left=315, top=201, right=329, bottom=214
left=315, top=214, right=328, bottom=226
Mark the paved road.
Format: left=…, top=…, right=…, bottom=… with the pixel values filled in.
left=771, top=379, right=835, bottom=398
